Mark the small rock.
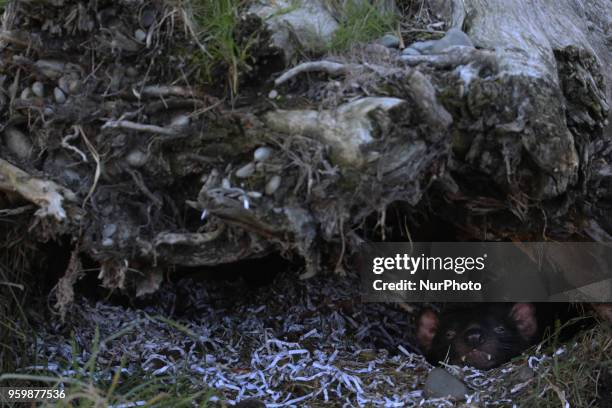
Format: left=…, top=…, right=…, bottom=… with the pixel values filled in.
left=222, top=177, right=231, bottom=189
left=141, top=9, right=156, bottom=27
left=31, top=81, right=45, bottom=97
left=407, top=28, right=474, bottom=55
left=254, top=146, right=273, bottom=162
left=378, top=34, right=400, bottom=48
left=126, top=149, right=148, bottom=168
left=268, top=89, right=278, bottom=99
left=58, top=76, right=70, bottom=93
left=20, top=87, right=32, bottom=100
left=3, top=127, right=33, bottom=160
left=170, top=114, right=190, bottom=128
left=68, top=79, right=82, bottom=94
left=402, top=47, right=422, bottom=56
left=235, top=162, right=256, bottom=178
left=265, top=175, right=281, bottom=195
left=102, top=223, right=117, bottom=239
left=54, top=87, right=66, bottom=104
left=234, top=399, right=265, bottom=408
left=443, top=27, right=474, bottom=47
left=135, top=29, right=147, bottom=42
left=35, top=59, right=66, bottom=80
left=424, top=368, right=468, bottom=400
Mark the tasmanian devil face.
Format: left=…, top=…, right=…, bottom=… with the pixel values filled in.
left=416, top=303, right=538, bottom=370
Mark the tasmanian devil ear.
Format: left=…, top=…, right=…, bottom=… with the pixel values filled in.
left=592, top=303, right=612, bottom=323
left=509, top=303, right=537, bottom=340
left=416, top=309, right=439, bottom=352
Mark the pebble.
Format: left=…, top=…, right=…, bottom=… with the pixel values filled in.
left=402, top=47, right=422, bottom=56
left=68, top=79, right=82, bottom=94
left=170, top=114, right=190, bottom=128
left=234, top=399, right=265, bottom=408
left=58, top=76, right=70, bottom=93
left=54, top=87, right=66, bottom=104
left=268, top=89, right=278, bottom=99
left=222, top=177, right=231, bottom=189
left=135, top=29, right=147, bottom=42
left=265, top=175, right=281, bottom=195
left=3, top=127, right=33, bottom=160
left=254, top=146, right=273, bottom=162
left=31, top=81, right=45, bottom=97
left=126, top=149, right=148, bottom=168
left=20, top=87, right=32, bottom=100
left=405, top=28, right=474, bottom=56
left=423, top=368, right=468, bottom=400
left=141, top=9, right=156, bottom=27
left=102, top=223, right=117, bottom=239
left=235, top=162, right=256, bottom=178
left=378, top=34, right=400, bottom=48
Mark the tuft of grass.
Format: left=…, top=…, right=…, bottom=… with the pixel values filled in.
left=0, top=321, right=217, bottom=407
left=329, top=0, right=398, bottom=51
left=502, top=319, right=612, bottom=407
left=191, top=0, right=257, bottom=99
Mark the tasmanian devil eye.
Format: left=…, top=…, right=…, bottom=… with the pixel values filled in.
left=493, top=326, right=506, bottom=334
left=445, top=330, right=456, bottom=339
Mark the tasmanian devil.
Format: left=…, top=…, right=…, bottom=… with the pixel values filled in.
left=416, top=303, right=538, bottom=370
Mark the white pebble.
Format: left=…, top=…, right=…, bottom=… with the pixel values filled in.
left=3, top=127, right=33, bottom=160
left=58, top=76, right=70, bottom=93
left=125, top=149, right=148, bottom=167
left=135, top=29, right=147, bottom=42
left=265, top=175, right=281, bottom=195
left=20, top=87, right=32, bottom=100
left=235, top=162, right=256, bottom=178
left=31, top=81, right=45, bottom=97
left=254, top=146, right=273, bottom=162
left=268, top=89, right=278, bottom=99
left=170, top=114, right=190, bottom=128
left=68, top=79, right=82, bottom=94
left=54, top=87, right=66, bottom=104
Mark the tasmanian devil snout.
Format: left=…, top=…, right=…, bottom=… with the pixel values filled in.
left=464, top=327, right=484, bottom=348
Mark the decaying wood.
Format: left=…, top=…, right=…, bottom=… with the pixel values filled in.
left=0, top=158, right=77, bottom=221
left=0, top=0, right=610, bottom=297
